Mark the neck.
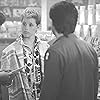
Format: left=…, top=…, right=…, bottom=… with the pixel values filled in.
left=24, top=34, right=35, bottom=42
left=52, top=25, right=63, bottom=39
left=56, top=33, right=63, bottom=39
left=23, top=35, right=35, bottom=47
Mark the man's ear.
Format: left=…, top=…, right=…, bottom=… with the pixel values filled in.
left=52, top=25, right=58, bottom=37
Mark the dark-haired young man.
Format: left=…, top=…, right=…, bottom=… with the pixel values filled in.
left=40, top=1, right=98, bottom=100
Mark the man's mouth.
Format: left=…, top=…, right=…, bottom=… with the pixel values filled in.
left=24, top=31, right=29, bottom=34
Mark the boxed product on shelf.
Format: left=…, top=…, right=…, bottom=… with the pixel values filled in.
left=2, top=21, right=22, bottom=38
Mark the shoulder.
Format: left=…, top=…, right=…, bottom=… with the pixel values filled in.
left=44, top=48, right=59, bottom=63
left=44, top=47, right=61, bottom=61
left=2, top=37, right=23, bottom=54
left=1, top=42, right=16, bottom=60
left=44, top=48, right=65, bottom=71
left=2, top=42, right=16, bottom=54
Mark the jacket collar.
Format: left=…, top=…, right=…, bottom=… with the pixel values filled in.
left=52, top=33, right=77, bottom=45
left=14, top=34, right=40, bottom=68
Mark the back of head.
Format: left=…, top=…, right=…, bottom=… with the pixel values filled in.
left=0, top=11, right=6, bottom=25
left=49, top=1, right=78, bottom=36
left=21, top=6, right=41, bottom=25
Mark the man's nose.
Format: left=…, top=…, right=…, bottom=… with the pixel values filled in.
left=25, top=25, right=29, bottom=30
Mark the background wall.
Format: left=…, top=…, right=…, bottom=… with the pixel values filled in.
left=46, top=0, right=98, bottom=29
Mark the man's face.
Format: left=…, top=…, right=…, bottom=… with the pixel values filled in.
left=21, top=17, right=38, bottom=38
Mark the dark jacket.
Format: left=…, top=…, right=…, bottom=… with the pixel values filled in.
left=40, top=34, right=98, bottom=100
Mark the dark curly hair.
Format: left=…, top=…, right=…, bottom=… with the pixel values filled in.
left=0, top=11, right=6, bottom=25
left=49, top=1, right=78, bottom=36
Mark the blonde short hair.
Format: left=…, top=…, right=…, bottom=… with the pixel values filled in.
left=21, top=6, right=41, bottom=25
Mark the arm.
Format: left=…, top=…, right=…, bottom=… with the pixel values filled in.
left=40, top=49, right=62, bottom=100
left=0, top=52, right=15, bottom=86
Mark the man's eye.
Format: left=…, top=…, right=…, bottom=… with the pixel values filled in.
left=22, top=22, right=27, bottom=26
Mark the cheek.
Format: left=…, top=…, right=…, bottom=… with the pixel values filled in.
left=21, top=25, right=25, bottom=30
left=22, top=27, right=25, bottom=32
left=31, top=26, right=37, bottom=31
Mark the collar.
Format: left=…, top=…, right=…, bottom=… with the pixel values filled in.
left=16, top=34, right=39, bottom=48
left=48, top=34, right=64, bottom=46
left=51, top=33, right=77, bottom=45
left=52, top=34, right=64, bottom=45
left=68, top=33, right=77, bottom=38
